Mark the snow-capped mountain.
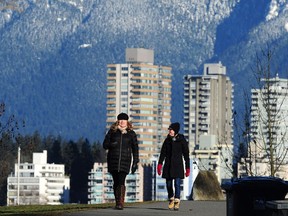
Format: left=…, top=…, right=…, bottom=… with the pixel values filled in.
left=0, top=0, right=287, bottom=142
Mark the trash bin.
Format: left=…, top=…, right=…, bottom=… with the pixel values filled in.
left=221, top=176, right=288, bottom=216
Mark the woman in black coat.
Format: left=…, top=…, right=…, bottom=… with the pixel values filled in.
left=157, top=122, right=190, bottom=211
left=103, top=113, right=139, bottom=210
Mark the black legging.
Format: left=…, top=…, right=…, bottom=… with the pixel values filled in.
left=111, top=171, right=128, bottom=189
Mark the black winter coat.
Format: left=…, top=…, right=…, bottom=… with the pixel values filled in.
left=158, top=134, right=190, bottom=179
left=103, top=128, right=139, bottom=174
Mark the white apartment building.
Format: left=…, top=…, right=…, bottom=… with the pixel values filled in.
left=183, top=62, right=234, bottom=183
left=239, top=75, right=288, bottom=179
left=106, top=48, right=172, bottom=163
left=7, top=150, right=70, bottom=205
left=88, top=162, right=143, bottom=204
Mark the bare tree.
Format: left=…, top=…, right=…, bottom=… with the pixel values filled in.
left=244, top=47, right=288, bottom=177
left=233, top=89, right=256, bottom=177
left=0, top=102, right=24, bottom=205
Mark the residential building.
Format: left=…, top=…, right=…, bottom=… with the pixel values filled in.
left=7, top=150, right=70, bottom=205
left=88, top=162, right=143, bottom=204
left=183, top=62, right=234, bottom=183
left=239, top=75, right=288, bottom=179
left=106, top=48, right=172, bottom=163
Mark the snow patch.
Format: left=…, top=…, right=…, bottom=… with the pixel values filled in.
left=57, top=17, right=67, bottom=21
left=285, top=22, right=288, bottom=32
left=68, top=1, right=77, bottom=7
left=266, top=0, right=288, bottom=21
left=4, top=12, right=11, bottom=21
left=78, top=44, right=92, bottom=49
left=266, top=0, right=279, bottom=21
left=66, top=0, right=83, bottom=12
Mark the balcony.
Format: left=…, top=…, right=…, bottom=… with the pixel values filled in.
left=199, top=103, right=208, bottom=108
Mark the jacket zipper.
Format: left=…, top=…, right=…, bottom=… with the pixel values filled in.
left=118, top=133, right=123, bottom=172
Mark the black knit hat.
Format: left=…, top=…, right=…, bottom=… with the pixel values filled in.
left=117, top=113, right=129, bottom=120
left=168, top=122, right=180, bottom=134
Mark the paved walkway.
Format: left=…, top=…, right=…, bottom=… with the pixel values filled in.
left=63, top=201, right=226, bottom=216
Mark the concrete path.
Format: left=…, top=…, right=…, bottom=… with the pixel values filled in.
left=63, top=201, right=226, bottom=216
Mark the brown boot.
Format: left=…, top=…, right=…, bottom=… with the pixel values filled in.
left=115, top=185, right=125, bottom=210
left=119, top=185, right=126, bottom=209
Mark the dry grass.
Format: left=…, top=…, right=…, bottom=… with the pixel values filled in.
left=0, top=203, right=115, bottom=216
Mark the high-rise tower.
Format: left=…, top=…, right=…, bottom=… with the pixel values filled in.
left=183, top=62, right=234, bottom=183
left=106, top=48, right=172, bottom=163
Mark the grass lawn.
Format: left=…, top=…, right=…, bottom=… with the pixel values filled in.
left=0, top=203, right=115, bottom=216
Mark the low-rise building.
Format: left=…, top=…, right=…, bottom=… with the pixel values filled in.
left=7, top=150, right=70, bottom=205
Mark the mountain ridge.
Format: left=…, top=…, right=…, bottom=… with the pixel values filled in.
left=0, top=0, right=287, bottom=142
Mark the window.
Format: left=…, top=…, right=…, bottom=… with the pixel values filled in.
left=107, top=73, right=116, bottom=77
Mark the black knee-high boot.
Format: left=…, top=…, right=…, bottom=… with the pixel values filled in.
left=113, top=186, right=119, bottom=209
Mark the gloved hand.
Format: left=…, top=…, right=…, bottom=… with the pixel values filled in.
left=185, top=168, right=190, bottom=177
left=157, top=164, right=162, bottom=175
left=131, top=163, right=138, bottom=174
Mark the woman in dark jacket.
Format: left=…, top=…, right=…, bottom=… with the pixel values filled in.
left=157, top=122, right=190, bottom=211
left=103, top=113, right=139, bottom=210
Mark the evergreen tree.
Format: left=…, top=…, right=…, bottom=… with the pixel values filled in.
left=91, top=140, right=106, bottom=163
left=19, top=133, right=41, bottom=163
left=62, top=140, right=79, bottom=203
left=62, top=140, right=79, bottom=175
left=79, top=139, right=94, bottom=203
left=49, top=136, right=63, bottom=164
left=43, top=135, right=56, bottom=162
